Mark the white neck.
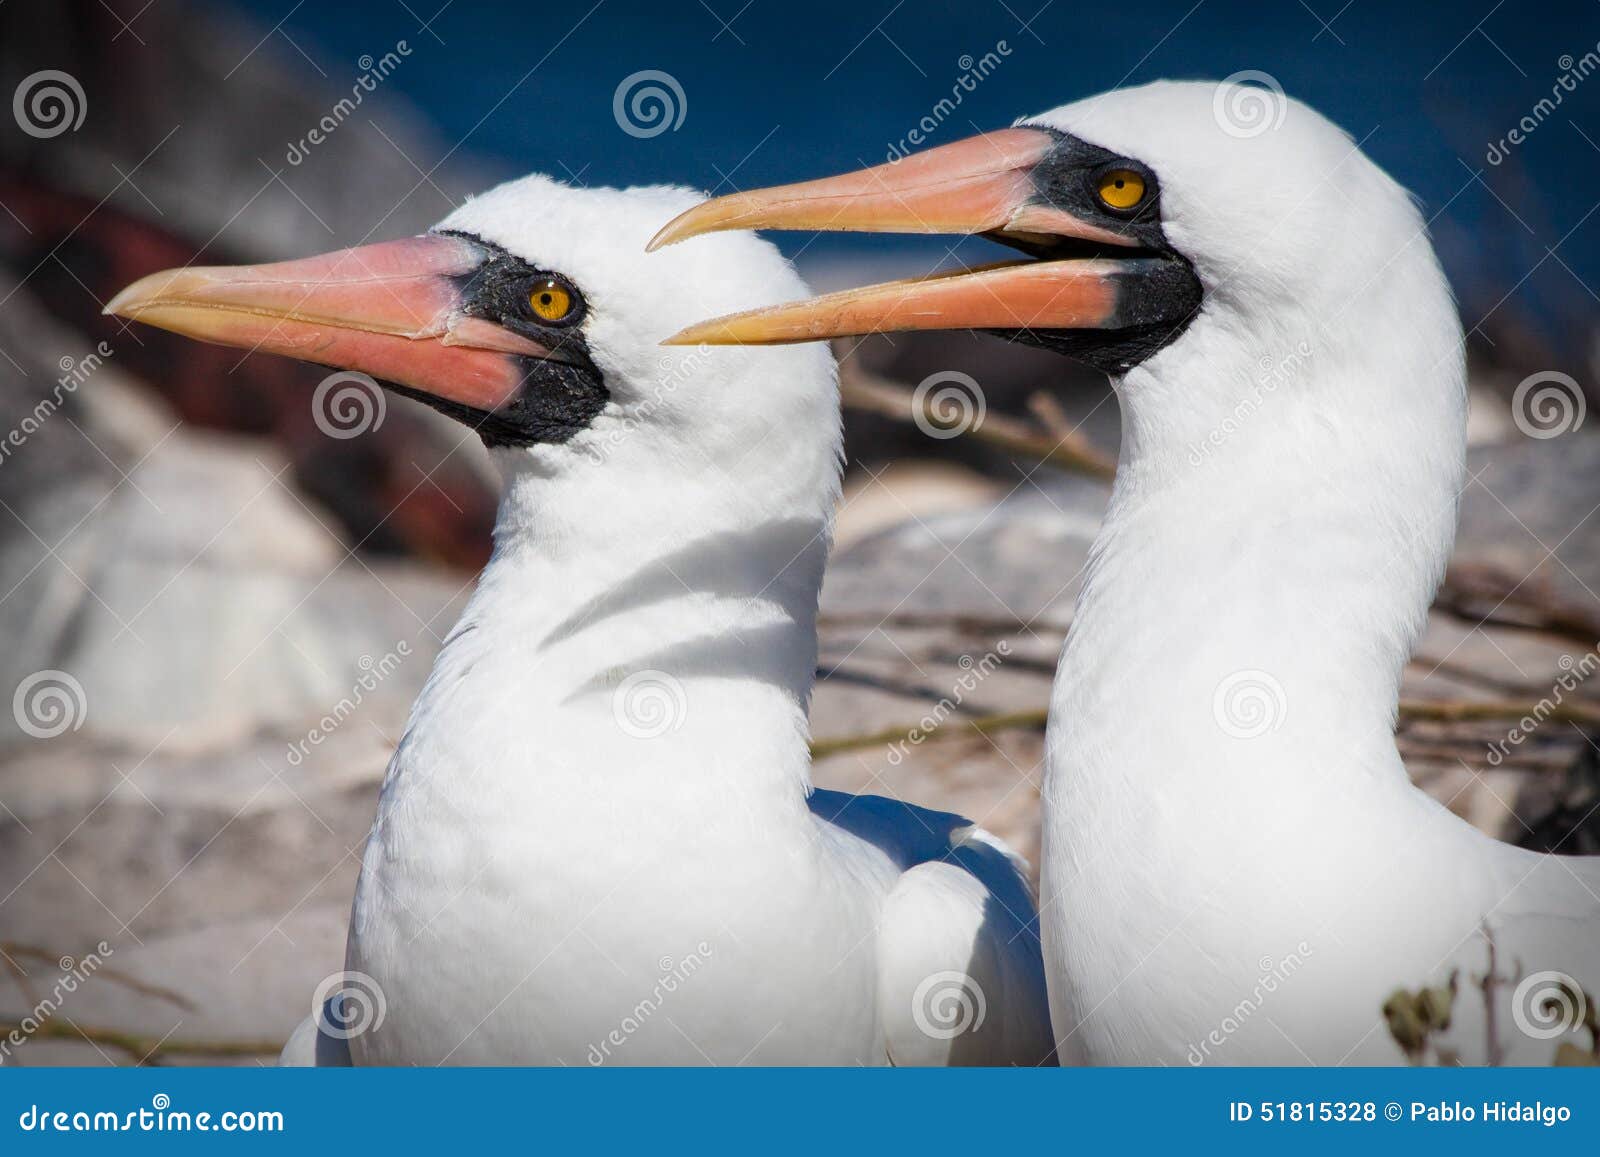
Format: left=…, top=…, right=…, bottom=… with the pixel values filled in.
left=1040, top=275, right=1475, bottom=1064
left=399, top=419, right=836, bottom=815
left=1050, top=278, right=1466, bottom=797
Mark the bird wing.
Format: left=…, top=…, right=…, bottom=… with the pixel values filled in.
left=808, top=789, right=1054, bottom=1065
left=278, top=1005, right=353, bottom=1066
left=874, top=826, right=1056, bottom=1066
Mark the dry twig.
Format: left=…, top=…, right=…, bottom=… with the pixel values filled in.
left=811, top=697, right=1600, bottom=760
left=0, top=1017, right=282, bottom=1064
left=836, top=351, right=1117, bottom=481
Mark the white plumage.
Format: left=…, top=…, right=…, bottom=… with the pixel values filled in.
left=278, top=178, right=1053, bottom=1066
left=1032, top=82, right=1599, bottom=1065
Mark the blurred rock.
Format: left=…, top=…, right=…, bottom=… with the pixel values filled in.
left=833, top=460, right=1002, bottom=548
left=0, top=281, right=467, bottom=754
left=0, top=283, right=469, bottom=1065
left=0, top=0, right=503, bottom=571
left=1459, top=433, right=1600, bottom=603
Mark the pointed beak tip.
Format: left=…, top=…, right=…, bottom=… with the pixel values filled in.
left=103, top=275, right=162, bottom=320
left=646, top=216, right=694, bottom=253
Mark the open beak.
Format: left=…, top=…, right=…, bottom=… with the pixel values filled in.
left=648, top=127, right=1184, bottom=347
left=104, top=234, right=550, bottom=412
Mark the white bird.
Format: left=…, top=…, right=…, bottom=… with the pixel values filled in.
left=106, top=176, right=1054, bottom=1066
left=651, top=80, right=1600, bottom=1065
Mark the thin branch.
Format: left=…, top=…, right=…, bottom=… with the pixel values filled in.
left=811, top=708, right=1048, bottom=760
left=811, top=697, right=1600, bottom=760
left=1398, top=697, right=1600, bottom=728
left=0, top=1017, right=282, bottom=1063
left=1480, top=925, right=1504, bottom=1067
left=1436, top=563, right=1600, bottom=647
left=837, top=353, right=1117, bottom=481
left=818, top=609, right=1060, bottom=636
left=1396, top=737, right=1573, bottom=772
left=0, top=943, right=193, bottom=1010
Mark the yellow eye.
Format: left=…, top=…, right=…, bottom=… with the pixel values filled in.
left=1097, top=168, right=1146, bottom=211
left=529, top=280, right=573, bottom=322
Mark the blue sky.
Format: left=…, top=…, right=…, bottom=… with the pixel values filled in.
left=231, top=0, right=1600, bottom=357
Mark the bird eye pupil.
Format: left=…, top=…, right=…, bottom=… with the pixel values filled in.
left=528, top=280, right=575, bottom=322
left=1097, top=168, right=1146, bottom=211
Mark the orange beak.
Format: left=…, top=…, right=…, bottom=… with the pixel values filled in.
left=104, top=234, right=556, bottom=413
left=649, top=127, right=1193, bottom=348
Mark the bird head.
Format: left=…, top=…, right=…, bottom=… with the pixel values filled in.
left=106, top=176, right=838, bottom=498
left=649, top=81, right=1469, bottom=665
left=650, top=80, right=1459, bottom=406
